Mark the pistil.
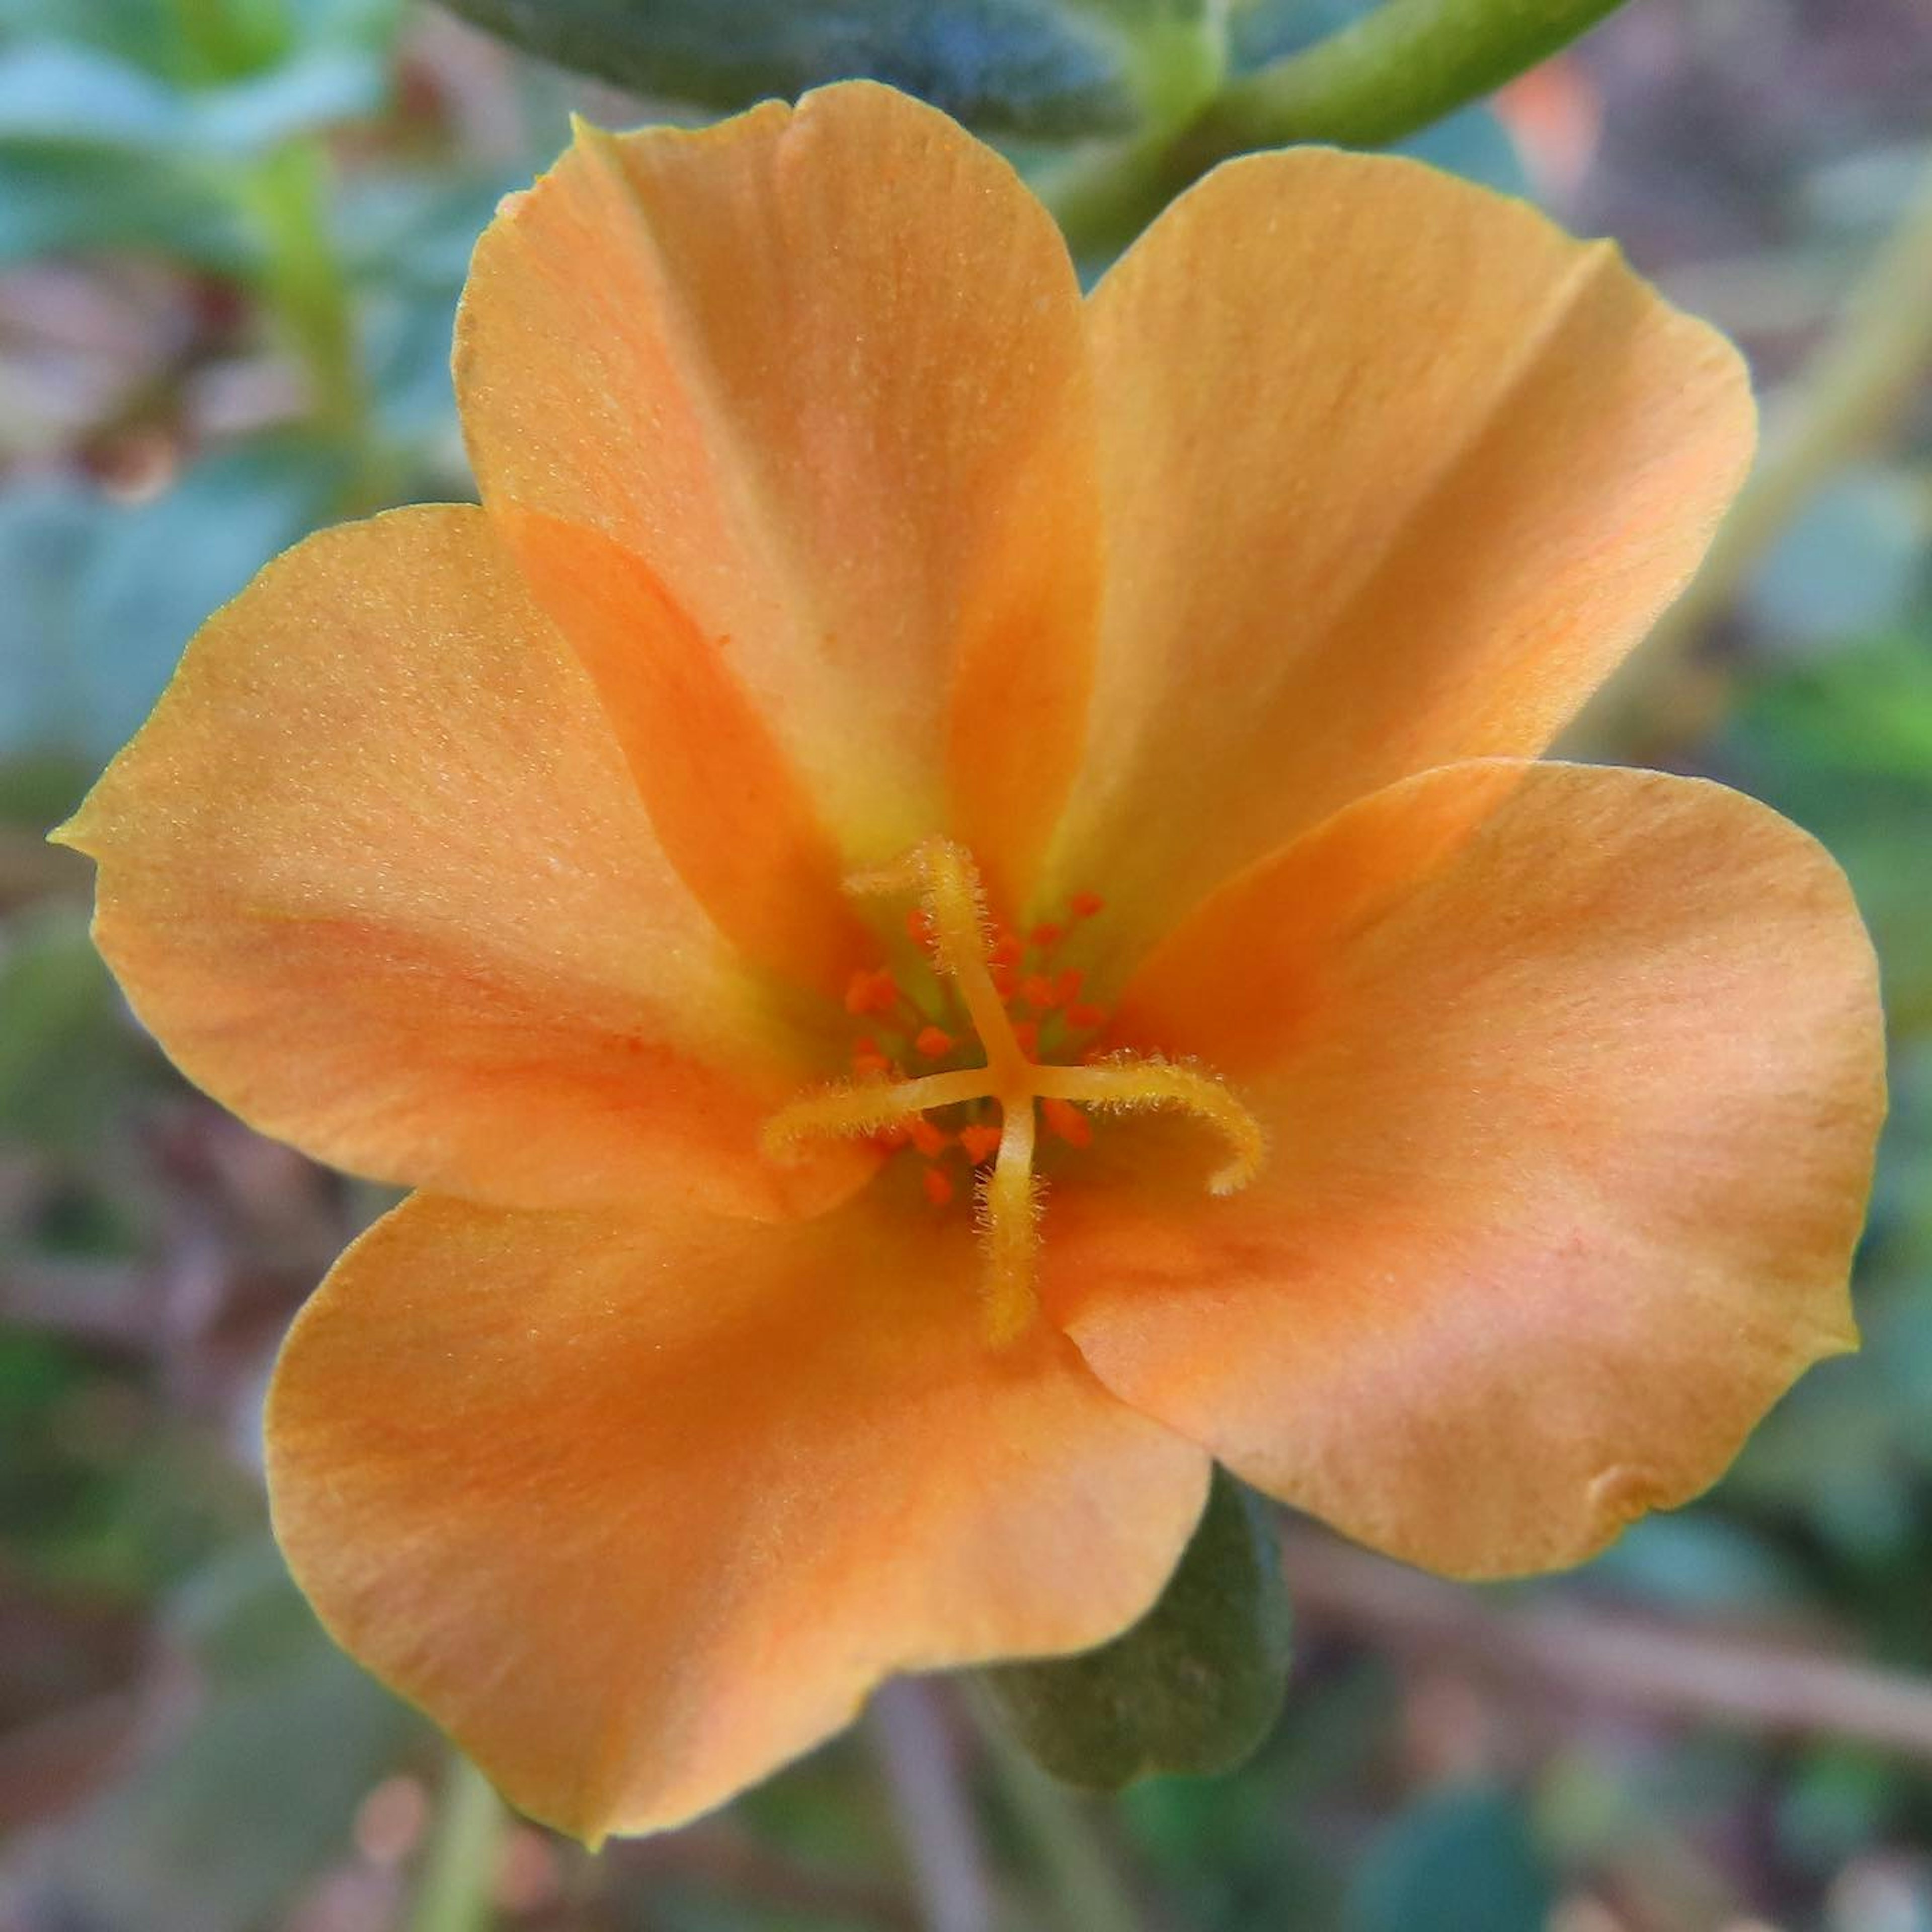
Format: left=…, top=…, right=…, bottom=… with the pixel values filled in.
left=763, top=838, right=1265, bottom=1343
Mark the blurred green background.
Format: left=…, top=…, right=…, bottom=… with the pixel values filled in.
left=2, top=2, right=1931, bottom=1928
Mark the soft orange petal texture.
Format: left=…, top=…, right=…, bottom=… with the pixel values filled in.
left=1043, top=761, right=1884, bottom=1579
left=1046, top=147, right=1757, bottom=946
left=267, top=1189, right=1211, bottom=1841
left=497, top=507, right=872, bottom=1001
left=458, top=82, right=1101, bottom=918
left=57, top=506, right=863, bottom=1219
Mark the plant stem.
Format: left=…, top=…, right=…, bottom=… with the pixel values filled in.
left=868, top=1680, right=997, bottom=1932
left=1048, top=0, right=1631, bottom=259
left=1588, top=160, right=1932, bottom=757
left=407, top=1753, right=506, bottom=1932
left=973, top=1705, right=1152, bottom=1932
left=246, top=138, right=365, bottom=443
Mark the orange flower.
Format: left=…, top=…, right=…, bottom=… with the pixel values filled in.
left=57, top=84, right=1884, bottom=1842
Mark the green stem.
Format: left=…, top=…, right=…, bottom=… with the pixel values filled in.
left=245, top=138, right=365, bottom=442
left=1210, top=0, right=1629, bottom=148
left=407, top=1754, right=506, bottom=1932
left=1048, top=0, right=1632, bottom=259
left=1588, top=160, right=1932, bottom=757
left=974, top=1709, right=1150, bottom=1932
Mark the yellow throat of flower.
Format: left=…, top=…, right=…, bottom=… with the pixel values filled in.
left=763, top=838, right=1265, bottom=1346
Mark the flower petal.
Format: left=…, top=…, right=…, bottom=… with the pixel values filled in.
left=1044, top=762, right=1883, bottom=1579
left=267, top=1189, right=1210, bottom=1841
left=58, top=505, right=861, bottom=1219
left=1048, top=147, right=1755, bottom=942
left=495, top=507, right=873, bottom=1001
left=458, top=82, right=1102, bottom=916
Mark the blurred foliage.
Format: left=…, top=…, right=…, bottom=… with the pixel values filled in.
left=1, top=1, right=1930, bottom=1929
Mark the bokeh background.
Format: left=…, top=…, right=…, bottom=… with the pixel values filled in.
left=2, top=2, right=1931, bottom=1928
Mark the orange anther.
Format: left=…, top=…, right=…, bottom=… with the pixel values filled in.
left=958, top=1123, right=1002, bottom=1165
left=922, top=1165, right=955, bottom=1208
left=1020, top=973, right=1059, bottom=1010
left=1069, top=892, right=1104, bottom=920
left=908, top=1116, right=950, bottom=1159
left=1066, top=1003, right=1107, bottom=1031
left=844, top=967, right=899, bottom=1017
left=1042, top=1097, right=1093, bottom=1149
left=1030, top=922, right=1065, bottom=952
left=852, top=1049, right=892, bottom=1077
left=906, top=907, right=935, bottom=946
left=914, top=1025, right=955, bottom=1058
left=989, top=962, right=1019, bottom=999
left=873, top=1122, right=910, bottom=1151
left=989, top=934, right=1024, bottom=967
left=1056, top=969, right=1084, bottom=1005
left=1012, top=1020, right=1039, bottom=1056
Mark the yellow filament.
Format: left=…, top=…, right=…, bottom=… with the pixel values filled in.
left=767, top=838, right=1266, bottom=1347
left=1032, top=1058, right=1265, bottom=1195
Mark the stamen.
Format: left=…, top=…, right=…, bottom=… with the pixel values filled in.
left=1033, top=1057, right=1265, bottom=1195
left=843, top=968, right=900, bottom=1017
left=769, top=841, right=1265, bottom=1350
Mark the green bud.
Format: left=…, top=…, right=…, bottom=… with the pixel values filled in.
left=976, top=1465, right=1292, bottom=1790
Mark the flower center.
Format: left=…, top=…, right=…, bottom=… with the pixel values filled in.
left=763, top=838, right=1264, bottom=1345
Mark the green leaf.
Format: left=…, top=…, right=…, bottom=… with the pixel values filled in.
left=0, top=0, right=177, bottom=72
left=0, top=147, right=252, bottom=267
left=0, top=42, right=185, bottom=149
left=976, top=1466, right=1291, bottom=1790
left=1348, top=1787, right=1553, bottom=1932
left=0, top=40, right=384, bottom=160
left=0, top=437, right=350, bottom=765
left=436, top=0, right=1217, bottom=138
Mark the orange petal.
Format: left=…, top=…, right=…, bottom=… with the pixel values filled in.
left=1048, top=148, right=1754, bottom=944
left=458, top=83, right=1102, bottom=917
left=57, top=506, right=861, bottom=1219
left=497, top=508, right=872, bottom=1000
left=1044, top=762, right=1883, bottom=1579
left=268, top=1190, right=1209, bottom=1841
